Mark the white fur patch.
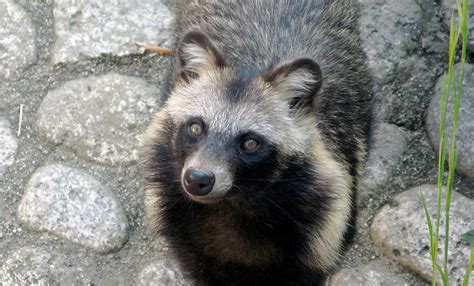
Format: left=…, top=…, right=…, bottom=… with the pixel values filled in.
left=182, top=43, right=213, bottom=73
left=303, top=129, right=353, bottom=273
left=142, top=110, right=171, bottom=233
left=279, top=69, right=319, bottom=100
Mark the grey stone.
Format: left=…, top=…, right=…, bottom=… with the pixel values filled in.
left=359, top=0, right=422, bottom=84
left=427, top=63, right=474, bottom=178
left=0, top=0, right=36, bottom=79
left=359, top=0, right=439, bottom=130
left=0, top=116, right=18, bottom=176
left=0, top=247, right=90, bottom=284
left=361, top=123, right=410, bottom=191
left=0, top=247, right=55, bottom=285
left=138, top=257, right=188, bottom=286
left=371, top=185, right=473, bottom=285
left=330, top=261, right=410, bottom=286
left=52, top=0, right=172, bottom=64
left=441, top=0, right=474, bottom=53
left=18, top=164, right=129, bottom=253
left=36, top=74, right=159, bottom=165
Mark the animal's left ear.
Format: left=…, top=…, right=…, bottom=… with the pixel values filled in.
left=262, top=58, right=323, bottom=110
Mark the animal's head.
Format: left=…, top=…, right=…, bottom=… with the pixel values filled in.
left=145, top=29, right=323, bottom=204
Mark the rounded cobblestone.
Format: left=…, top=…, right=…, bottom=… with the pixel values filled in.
left=359, top=0, right=441, bottom=130
left=52, top=0, right=172, bottom=64
left=361, top=123, right=409, bottom=191
left=0, top=247, right=92, bottom=284
left=18, top=164, right=129, bottom=253
left=138, top=258, right=187, bottom=286
left=0, top=0, right=36, bottom=79
left=0, top=116, right=18, bottom=176
left=427, top=63, right=474, bottom=178
left=330, top=261, right=410, bottom=286
left=371, top=185, right=473, bottom=285
left=359, top=0, right=422, bottom=84
left=36, top=74, right=159, bottom=166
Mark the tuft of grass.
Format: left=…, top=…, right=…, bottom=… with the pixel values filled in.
left=420, top=0, right=473, bottom=285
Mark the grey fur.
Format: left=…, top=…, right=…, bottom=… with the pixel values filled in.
left=168, top=0, right=371, bottom=162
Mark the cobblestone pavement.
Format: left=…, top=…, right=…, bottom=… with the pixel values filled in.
left=0, top=0, right=473, bottom=285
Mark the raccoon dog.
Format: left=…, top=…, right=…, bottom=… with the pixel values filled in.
left=143, top=0, right=372, bottom=285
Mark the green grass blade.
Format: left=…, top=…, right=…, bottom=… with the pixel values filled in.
left=420, top=192, right=434, bottom=244
left=436, top=263, right=449, bottom=286
left=420, top=191, right=437, bottom=286
left=437, top=74, right=448, bottom=192
left=462, top=246, right=473, bottom=286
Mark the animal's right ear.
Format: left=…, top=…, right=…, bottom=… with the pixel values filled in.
left=175, top=30, right=226, bottom=84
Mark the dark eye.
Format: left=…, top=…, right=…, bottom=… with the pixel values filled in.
left=241, top=138, right=259, bottom=152
left=189, top=122, right=203, bottom=137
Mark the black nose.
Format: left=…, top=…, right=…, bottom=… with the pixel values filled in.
left=183, top=168, right=215, bottom=196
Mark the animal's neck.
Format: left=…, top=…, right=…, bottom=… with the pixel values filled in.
left=191, top=206, right=279, bottom=266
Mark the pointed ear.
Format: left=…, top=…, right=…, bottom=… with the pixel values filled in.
left=175, top=30, right=226, bottom=84
left=262, top=58, right=323, bottom=111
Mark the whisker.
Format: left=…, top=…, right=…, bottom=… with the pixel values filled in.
left=265, top=196, right=292, bottom=219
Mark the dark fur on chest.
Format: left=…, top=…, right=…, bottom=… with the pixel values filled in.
left=155, top=155, right=332, bottom=285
